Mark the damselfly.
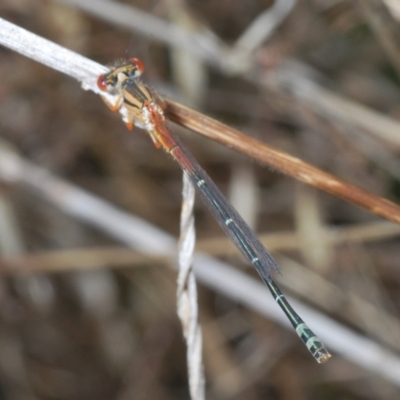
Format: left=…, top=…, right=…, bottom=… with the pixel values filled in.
left=97, top=58, right=331, bottom=363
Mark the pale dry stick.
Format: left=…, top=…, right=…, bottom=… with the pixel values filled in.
left=8, top=222, right=400, bottom=356
left=58, top=0, right=295, bottom=75
left=277, top=255, right=400, bottom=353
left=197, top=219, right=400, bottom=256
left=384, top=0, right=400, bottom=20
left=2, top=147, right=400, bottom=385
left=0, top=146, right=400, bottom=386
left=357, top=0, right=400, bottom=76
left=1, top=230, right=400, bottom=356
left=0, top=13, right=396, bottom=290
left=234, top=0, right=297, bottom=52
left=52, top=2, right=400, bottom=180
left=57, top=0, right=225, bottom=67
left=165, top=0, right=209, bottom=106
left=0, top=220, right=398, bottom=275
left=2, top=18, right=399, bottom=228
left=330, top=121, right=400, bottom=182
left=177, top=174, right=205, bottom=400
left=57, top=0, right=400, bottom=147
left=294, top=185, right=332, bottom=272
left=261, top=60, right=400, bottom=148
left=3, top=17, right=400, bottom=379
left=57, top=0, right=295, bottom=75
left=348, top=243, right=400, bottom=343
left=0, top=17, right=115, bottom=106
left=198, top=219, right=400, bottom=354
left=0, top=19, right=104, bottom=87
left=0, top=195, right=25, bottom=256
left=326, top=219, right=400, bottom=244
left=229, top=163, right=259, bottom=230
left=226, top=0, right=297, bottom=74
left=0, top=247, right=167, bottom=274
left=1, top=217, right=399, bottom=342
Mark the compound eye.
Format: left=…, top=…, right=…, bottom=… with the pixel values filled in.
left=97, top=74, right=108, bottom=91
left=129, top=58, right=144, bottom=75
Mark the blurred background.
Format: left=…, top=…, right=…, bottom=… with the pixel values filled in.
left=1, top=0, right=400, bottom=399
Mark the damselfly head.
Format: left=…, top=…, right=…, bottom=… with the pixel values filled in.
left=97, top=58, right=145, bottom=92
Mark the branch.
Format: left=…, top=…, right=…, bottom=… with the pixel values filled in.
left=166, top=99, right=400, bottom=225
left=1, top=16, right=399, bottom=225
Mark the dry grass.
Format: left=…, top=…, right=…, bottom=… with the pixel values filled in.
left=0, top=0, right=400, bottom=399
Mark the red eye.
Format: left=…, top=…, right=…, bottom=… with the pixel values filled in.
left=129, top=58, right=144, bottom=75
left=97, top=75, right=108, bottom=91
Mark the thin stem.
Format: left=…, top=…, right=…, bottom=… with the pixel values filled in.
left=1, top=17, right=399, bottom=226
left=165, top=98, right=400, bottom=225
